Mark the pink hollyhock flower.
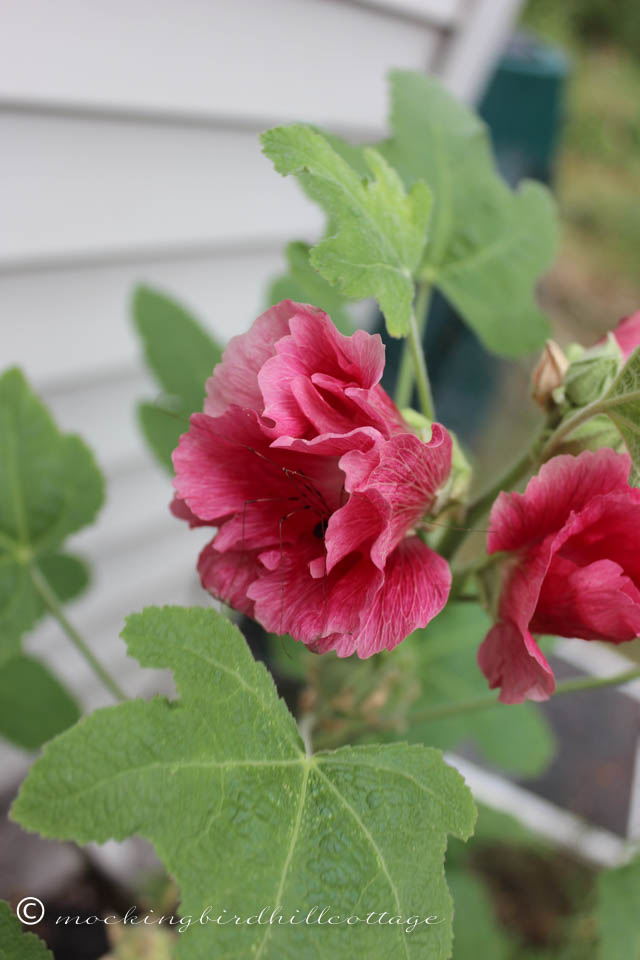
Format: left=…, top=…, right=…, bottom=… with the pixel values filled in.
left=478, top=449, right=640, bottom=703
left=598, top=310, right=640, bottom=360
left=172, top=300, right=452, bottom=657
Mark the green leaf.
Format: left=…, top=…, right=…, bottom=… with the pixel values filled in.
left=598, top=346, right=640, bottom=484
left=13, top=606, right=476, bottom=960
left=267, top=631, right=311, bottom=682
left=448, top=870, right=514, bottom=959
left=38, top=552, right=90, bottom=602
left=597, top=855, right=640, bottom=959
left=0, top=369, right=103, bottom=663
left=380, top=71, right=557, bottom=356
left=0, top=900, right=53, bottom=959
left=262, top=124, right=431, bottom=337
left=403, top=604, right=555, bottom=777
left=0, top=552, right=88, bottom=670
left=133, top=286, right=222, bottom=472
left=133, top=286, right=222, bottom=413
left=552, top=414, right=624, bottom=458
left=0, top=654, right=80, bottom=750
left=267, top=242, right=354, bottom=334
left=138, top=401, right=189, bottom=473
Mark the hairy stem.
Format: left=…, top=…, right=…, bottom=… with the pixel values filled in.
left=395, top=283, right=432, bottom=413
left=439, top=447, right=535, bottom=561
left=410, top=666, right=640, bottom=725
left=538, top=401, right=603, bottom=461
left=30, top=565, right=127, bottom=702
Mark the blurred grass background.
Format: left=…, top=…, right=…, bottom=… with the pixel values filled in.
left=522, top=0, right=640, bottom=339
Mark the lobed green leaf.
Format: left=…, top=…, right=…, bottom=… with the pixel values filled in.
left=448, top=870, right=514, bottom=959
left=380, top=71, right=557, bottom=356
left=137, top=401, right=188, bottom=474
left=0, top=368, right=102, bottom=663
left=0, top=654, right=80, bottom=750
left=133, top=286, right=222, bottom=413
left=262, top=124, right=431, bottom=337
left=13, top=606, right=476, bottom=960
left=598, top=346, right=640, bottom=484
left=0, top=900, right=53, bottom=959
left=133, top=286, right=222, bottom=472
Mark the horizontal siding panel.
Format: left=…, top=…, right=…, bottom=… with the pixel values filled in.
left=42, top=371, right=154, bottom=472
left=3, top=250, right=285, bottom=387
left=0, top=0, right=438, bottom=131
left=0, top=113, right=324, bottom=267
left=70, top=458, right=184, bottom=561
left=354, top=0, right=463, bottom=26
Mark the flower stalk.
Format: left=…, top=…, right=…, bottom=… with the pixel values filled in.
left=438, top=446, right=535, bottom=561
left=30, top=564, right=127, bottom=703
left=395, top=282, right=433, bottom=415
left=402, top=666, right=640, bottom=726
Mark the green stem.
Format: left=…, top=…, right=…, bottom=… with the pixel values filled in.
left=395, top=283, right=432, bottom=413
left=550, top=667, right=640, bottom=695
left=439, top=447, right=535, bottom=561
left=408, top=311, right=435, bottom=420
left=30, top=565, right=127, bottom=702
left=411, top=666, right=640, bottom=725
left=538, top=402, right=602, bottom=461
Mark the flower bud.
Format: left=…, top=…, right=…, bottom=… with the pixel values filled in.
left=564, top=333, right=622, bottom=407
left=531, top=340, right=568, bottom=409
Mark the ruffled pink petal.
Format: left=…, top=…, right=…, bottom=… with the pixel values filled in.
left=324, top=490, right=390, bottom=573
left=339, top=444, right=383, bottom=492
left=533, top=556, right=640, bottom=642
left=344, top=383, right=408, bottom=437
left=257, top=307, right=339, bottom=435
left=270, top=426, right=382, bottom=460
left=197, top=540, right=263, bottom=617
left=304, top=373, right=405, bottom=439
left=173, top=408, right=286, bottom=521
left=212, top=499, right=318, bottom=553
left=352, top=537, right=451, bottom=657
left=290, top=375, right=357, bottom=435
left=488, top=449, right=632, bottom=555
left=204, top=300, right=296, bottom=416
left=286, top=312, right=385, bottom=388
left=173, top=407, right=343, bottom=523
left=353, top=425, right=452, bottom=555
left=557, top=489, right=640, bottom=584
left=478, top=525, right=561, bottom=702
left=247, top=543, right=383, bottom=649
left=478, top=622, right=555, bottom=704
left=322, top=426, right=452, bottom=573
left=258, top=306, right=386, bottom=436
left=482, top=475, right=640, bottom=702
left=170, top=495, right=211, bottom=528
